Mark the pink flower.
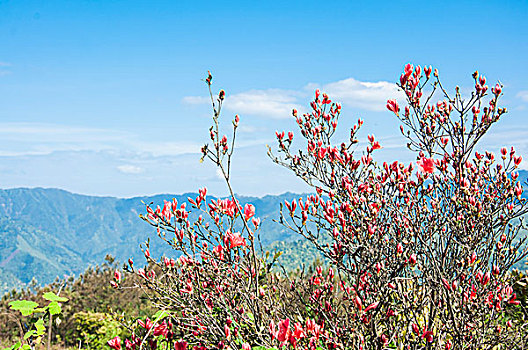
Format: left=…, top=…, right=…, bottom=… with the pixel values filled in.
left=114, top=269, right=121, bottom=282
left=386, top=99, right=400, bottom=115
left=107, top=336, right=121, bottom=350
left=492, top=83, right=502, bottom=96
left=293, top=322, right=305, bottom=339
left=153, top=322, right=168, bottom=337
left=424, top=65, right=432, bottom=78
left=244, top=203, right=255, bottom=221
left=225, top=230, right=246, bottom=249
left=417, top=157, right=435, bottom=174
left=277, top=318, right=290, bottom=342
left=404, top=63, right=414, bottom=77
left=138, top=317, right=153, bottom=331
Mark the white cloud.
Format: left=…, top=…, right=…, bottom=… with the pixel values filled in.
left=516, top=91, right=528, bottom=103
left=117, top=165, right=143, bottom=174
left=316, top=78, right=403, bottom=111
left=223, top=89, right=304, bottom=119
left=133, top=141, right=201, bottom=157
left=0, top=123, right=201, bottom=158
left=183, top=77, right=402, bottom=119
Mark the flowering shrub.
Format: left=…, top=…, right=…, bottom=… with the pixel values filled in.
left=112, top=66, right=528, bottom=350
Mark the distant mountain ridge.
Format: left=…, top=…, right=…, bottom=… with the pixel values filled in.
left=1, top=169, right=527, bottom=294
left=0, top=187, right=302, bottom=294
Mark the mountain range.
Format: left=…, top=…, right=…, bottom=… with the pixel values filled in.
left=0, top=188, right=305, bottom=294
left=1, top=169, right=527, bottom=294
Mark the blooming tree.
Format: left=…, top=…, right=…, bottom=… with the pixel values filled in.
left=109, top=66, right=528, bottom=350
left=269, top=64, right=528, bottom=348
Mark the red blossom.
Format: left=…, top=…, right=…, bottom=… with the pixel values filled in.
left=244, top=203, right=255, bottom=221
left=107, top=336, right=121, bottom=350
left=386, top=99, right=400, bottom=115
left=417, top=157, right=435, bottom=174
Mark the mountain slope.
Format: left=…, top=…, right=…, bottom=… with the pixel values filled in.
left=0, top=188, right=301, bottom=293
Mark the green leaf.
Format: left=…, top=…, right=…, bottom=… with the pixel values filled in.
left=152, top=310, right=170, bottom=320
left=42, top=292, right=68, bottom=302
left=35, top=319, right=45, bottom=335
left=48, top=301, right=61, bottom=315
left=23, top=330, right=36, bottom=340
left=21, top=345, right=31, bottom=350
left=8, top=300, right=39, bottom=316
left=3, top=341, right=21, bottom=350
left=33, top=308, right=47, bottom=313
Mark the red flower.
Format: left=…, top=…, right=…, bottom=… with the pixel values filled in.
left=277, top=318, right=290, bottom=342
left=114, top=269, right=121, bottom=282
left=107, top=336, right=121, bottom=350
left=293, top=322, right=305, bottom=339
left=244, top=203, right=255, bottom=221
left=225, top=230, right=246, bottom=249
left=424, top=65, right=432, bottom=78
left=386, top=99, right=400, bottom=115
left=138, top=317, right=153, bottom=331
left=153, top=322, right=168, bottom=337
left=492, top=83, right=502, bottom=96
left=417, top=157, right=435, bottom=174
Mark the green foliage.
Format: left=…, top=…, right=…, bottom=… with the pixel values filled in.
left=71, top=311, right=126, bottom=350
left=3, top=291, right=67, bottom=350
left=1, top=256, right=152, bottom=348
left=8, top=300, right=39, bottom=316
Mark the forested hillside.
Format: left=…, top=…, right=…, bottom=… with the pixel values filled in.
left=0, top=188, right=306, bottom=293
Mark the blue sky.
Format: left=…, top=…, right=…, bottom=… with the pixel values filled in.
left=0, top=0, right=527, bottom=197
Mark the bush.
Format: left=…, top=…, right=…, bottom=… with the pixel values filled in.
left=72, top=311, right=127, bottom=350
left=113, top=66, right=528, bottom=349
left=1, top=256, right=152, bottom=349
